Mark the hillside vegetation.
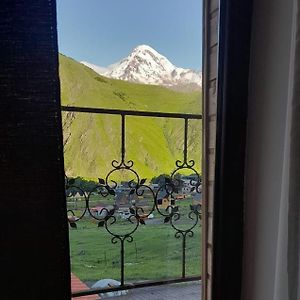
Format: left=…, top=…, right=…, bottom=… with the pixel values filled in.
left=60, top=54, right=202, bottom=180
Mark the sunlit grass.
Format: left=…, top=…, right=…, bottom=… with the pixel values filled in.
left=69, top=218, right=201, bottom=282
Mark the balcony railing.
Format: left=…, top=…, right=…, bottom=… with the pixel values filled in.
left=62, top=105, right=202, bottom=298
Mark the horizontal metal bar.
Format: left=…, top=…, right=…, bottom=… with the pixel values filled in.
left=61, top=105, right=202, bottom=120
left=71, top=275, right=201, bottom=298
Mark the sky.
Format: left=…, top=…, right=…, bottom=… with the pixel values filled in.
left=56, top=0, right=202, bottom=70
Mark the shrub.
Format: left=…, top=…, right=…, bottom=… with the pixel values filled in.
left=113, top=90, right=127, bottom=101
left=94, top=76, right=107, bottom=83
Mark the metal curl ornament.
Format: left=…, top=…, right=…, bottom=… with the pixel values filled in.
left=66, top=185, right=88, bottom=222
left=170, top=210, right=199, bottom=234
left=154, top=180, right=177, bottom=217
left=111, top=159, right=134, bottom=169
left=105, top=165, right=140, bottom=190
left=175, top=159, right=196, bottom=168
left=132, top=184, right=156, bottom=218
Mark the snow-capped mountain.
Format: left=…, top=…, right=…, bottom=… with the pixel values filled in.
left=81, top=45, right=202, bottom=89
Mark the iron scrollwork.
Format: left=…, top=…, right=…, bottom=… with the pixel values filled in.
left=65, top=109, right=202, bottom=287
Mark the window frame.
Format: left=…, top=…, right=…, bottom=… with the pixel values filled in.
left=202, top=0, right=253, bottom=299
left=0, top=0, right=253, bottom=299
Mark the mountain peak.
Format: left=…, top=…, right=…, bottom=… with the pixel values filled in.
left=131, top=45, right=162, bottom=57
left=81, top=45, right=202, bottom=89
left=133, top=44, right=156, bottom=52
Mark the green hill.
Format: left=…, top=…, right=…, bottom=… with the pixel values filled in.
left=59, top=54, right=202, bottom=181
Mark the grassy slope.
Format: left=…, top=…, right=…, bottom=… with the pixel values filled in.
left=70, top=219, right=201, bottom=281
left=60, top=54, right=202, bottom=180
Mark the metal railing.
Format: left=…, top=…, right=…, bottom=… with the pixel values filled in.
left=62, top=105, right=202, bottom=297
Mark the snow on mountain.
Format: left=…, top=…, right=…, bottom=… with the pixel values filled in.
left=80, top=61, right=109, bottom=75
left=81, top=45, right=202, bottom=88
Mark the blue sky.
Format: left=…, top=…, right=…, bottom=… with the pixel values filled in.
left=56, top=0, right=202, bottom=70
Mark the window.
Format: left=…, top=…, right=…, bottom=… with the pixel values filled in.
left=1, top=1, right=251, bottom=299
left=57, top=0, right=204, bottom=298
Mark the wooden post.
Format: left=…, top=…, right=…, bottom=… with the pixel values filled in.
left=202, top=0, right=219, bottom=298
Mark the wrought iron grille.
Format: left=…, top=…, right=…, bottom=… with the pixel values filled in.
left=62, top=105, right=202, bottom=298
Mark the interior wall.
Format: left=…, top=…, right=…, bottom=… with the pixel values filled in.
left=242, top=0, right=294, bottom=299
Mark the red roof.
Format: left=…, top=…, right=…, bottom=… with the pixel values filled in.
left=71, top=273, right=100, bottom=300
left=90, top=206, right=104, bottom=212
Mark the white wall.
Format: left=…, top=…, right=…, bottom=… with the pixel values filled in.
left=242, top=0, right=294, bottom=299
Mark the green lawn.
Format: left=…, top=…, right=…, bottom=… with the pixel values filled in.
left=69, top=217, right=201, bottom=282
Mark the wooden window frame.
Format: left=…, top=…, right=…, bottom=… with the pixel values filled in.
left=0, top=0, right=253, bottom=299
left=202, top=0, right=253, bottom=299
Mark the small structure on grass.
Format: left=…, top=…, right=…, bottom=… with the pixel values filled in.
left=91, top=279, right=128, bottom=298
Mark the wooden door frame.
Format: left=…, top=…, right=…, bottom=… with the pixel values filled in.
left=213, top=1, right=253, bottom=299
left=202, top=0, right=253, bottom=299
